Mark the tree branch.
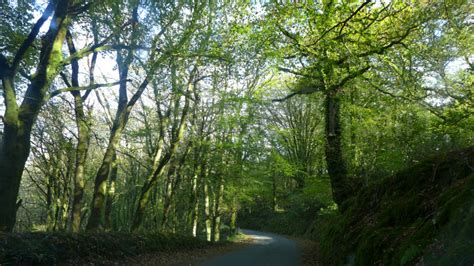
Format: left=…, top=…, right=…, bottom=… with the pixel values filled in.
left=272, top=92, right=300, bottom=102
left=12, top=1, right=55, bottom=74
left=278, top=67, right=316, bottom=78
left=357, top=25, right=416, bottom=57
left=338, top=0, right=372, bottom=36
left=311, top=0, right=372, bottom=46
left=60, top=18, right=137, bottom=66
left=273, top=66, right=370, bottom=103
left=61, top=45, right=151, bottom=66
left=48, top=79, right=131, bottom=99
left=332, top=66, right=370, bottom=89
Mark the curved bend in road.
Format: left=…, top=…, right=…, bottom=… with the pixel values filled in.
left=201, top=229, right=300, bottom=266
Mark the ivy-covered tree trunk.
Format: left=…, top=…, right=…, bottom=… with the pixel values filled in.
left=325, top=89, right=350, bottom=207
left=0, top=0, right=73, bottom=232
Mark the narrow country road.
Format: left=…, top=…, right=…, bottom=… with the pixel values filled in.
left=201, top=229, right=300, bottom=266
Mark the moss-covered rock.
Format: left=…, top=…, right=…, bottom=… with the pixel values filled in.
left=317, top=147, right=474, bottom=266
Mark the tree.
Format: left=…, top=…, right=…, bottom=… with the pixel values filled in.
left=0, top=0, right=82, bottom=232
left=269, top=1, right=450, bottom=206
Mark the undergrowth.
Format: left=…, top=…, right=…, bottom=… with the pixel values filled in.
left=0, top=232, right=210, bottom=264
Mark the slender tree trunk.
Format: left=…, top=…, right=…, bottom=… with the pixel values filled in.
left=104, top=152, right=118, bottom=231
left=191, top=172, right=199, bottom=237
left=325, top=89, right=350, bottom=207
left=46, top=173, right=56, bottom=231
left=188, top=145, right=207, bottom=237
left=212, top=175, right=224, bottom=242
left=131, top=151, right=171, bottom=231
left=161, top=162, right=175, bottom=230
left=272, top=176, right=277, bottom=211
left=204, top=173, right=212, bottom=242
left=230, top=199, right=238, bottom=235
left=190, top=169, right=200, bottom=237
left=162, top=144, right=189, bottom=230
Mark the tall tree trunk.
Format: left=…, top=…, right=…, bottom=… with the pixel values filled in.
left=325, top=89, right=350, bottom=207
left=71, top=104, right=90, bottom=232
left=69, top=94, right=90, bottom=232
left=86, top=118, right=127, bottom=231
left=0, top=0, right=73, bottom=232
left=86, top=8, right=140, bottom=230
left=65, top=30, right=92, bottom=232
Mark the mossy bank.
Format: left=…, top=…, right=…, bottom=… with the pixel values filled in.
left=313, top=147, right=474, bottom=266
